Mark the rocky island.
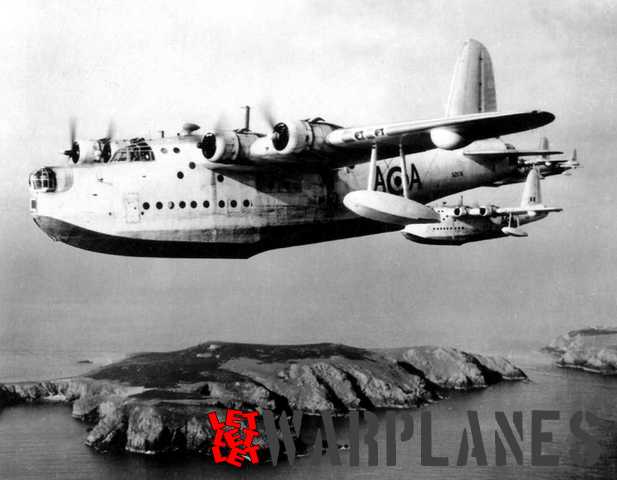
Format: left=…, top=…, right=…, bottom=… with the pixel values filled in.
left=542, top=327, right=617, bottom=374
left=0, top=342, right=526, bottom=459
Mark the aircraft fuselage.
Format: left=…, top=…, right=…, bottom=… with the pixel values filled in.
left=402, top=209, right=547, bottom=245
left=29, top=138, right=522, bottom=258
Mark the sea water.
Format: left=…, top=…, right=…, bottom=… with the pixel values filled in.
left=1, top=351, right=617, bottom=479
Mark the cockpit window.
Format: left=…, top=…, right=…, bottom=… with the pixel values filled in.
left=111, top=138, right=155, bottom=162
left=29, top=167, right=57, bottom=192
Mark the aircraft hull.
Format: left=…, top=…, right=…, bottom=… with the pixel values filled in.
left=33, top=214, right=397, bottom=258
left=29, top=143, right=519, bottom=258
left=401, top=229, right=504, bottom=246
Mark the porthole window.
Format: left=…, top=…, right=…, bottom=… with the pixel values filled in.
left=143, top=202, right=150, bottom=210
left=189, top=162, right=196, bottom=169
left=168, top=201, right=175, bottom=209
left=243, top=199, right=250, bottom=207
left=179, top=201, right=186, bottom=209
left=203, top=200, right=210, bottom=208
left=217, top=174, right=224, bottom=183
left=161, top=147, right=168, bottom=154
left=190, top=201, right=197, bottom=208
left=156, top=202, right=163, bottom=210
left=173, top=147, right=180, bottom=153
left=177, top=171, right=184, bottom=179
left=218, top=200, right=225, bottom=208
left=230, top=200, right=237, bottom=208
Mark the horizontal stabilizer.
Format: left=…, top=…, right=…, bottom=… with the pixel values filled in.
left=464, top=149, right=563, bottom=159
left=343, top=190, right=439, bottom=225
left=501, top=226, right=528, bottom=237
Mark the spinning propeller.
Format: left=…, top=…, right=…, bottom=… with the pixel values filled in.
left=63, top=119, right=117, bottom=163
left=63, top=118, right=79, bottom=163
left=258, top=101, right=289, bottom=150
left=98, top=121, right=116, bottom=163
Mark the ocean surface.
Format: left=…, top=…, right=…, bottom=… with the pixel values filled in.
left=1, top=349, right=617, bottom=480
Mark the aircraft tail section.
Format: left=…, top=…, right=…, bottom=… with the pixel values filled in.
left=521, top=168, right=542, bottom=207
left=446, top=39, right=497, bottom=117
left=539, top=137, right=550, bottom=161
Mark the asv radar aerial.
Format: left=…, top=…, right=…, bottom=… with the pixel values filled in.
left=29, top=39, right=577, bottom=258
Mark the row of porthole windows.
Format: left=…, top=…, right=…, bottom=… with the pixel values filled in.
left=142, top=199, right=251, bottom=211
left=160, top=147, right=181, bottom=154
left=434, top=226, right=466, bottom=231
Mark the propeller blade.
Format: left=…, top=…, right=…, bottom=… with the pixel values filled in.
left=258, top=100, right=276, bottom=130
left=106, top=120, right=116, bottom=141
left=64, top=118, right=79, bottom=163
left=213, top=113, right=228, bottom=132
left=69, top=117, right=76, bottom=145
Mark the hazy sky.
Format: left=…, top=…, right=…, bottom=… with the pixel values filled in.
left=1, top=0, right=617, bottom=359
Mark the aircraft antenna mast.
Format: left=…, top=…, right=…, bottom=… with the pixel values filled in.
left=242, top=105, right=251, bottom=131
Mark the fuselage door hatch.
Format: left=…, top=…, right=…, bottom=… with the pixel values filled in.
left=124, top=193, right=140, bottom=223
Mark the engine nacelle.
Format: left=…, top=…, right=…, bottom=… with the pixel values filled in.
left=270, top=119, right=338, bottom=155
left=199, top=131, right=240, bottom=162
left=65, top=139, right=103, bottom=164
left=430, top=128, right=468, bottom=150
left=451, top=206, right=468, bottom=217
left=467, top=206, right=494, bottom=216
left=99, top=140, right=122, bottom=163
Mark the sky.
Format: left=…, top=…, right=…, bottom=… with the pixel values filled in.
left=1, top=0, right=617, bottom=362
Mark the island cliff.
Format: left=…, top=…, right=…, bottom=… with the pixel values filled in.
left=0, top=342, right=526, bottom=458
left=542, top=327, right=617, bottom=374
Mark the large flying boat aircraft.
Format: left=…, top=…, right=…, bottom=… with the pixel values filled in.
left=29, top=39, right=576, bottom=258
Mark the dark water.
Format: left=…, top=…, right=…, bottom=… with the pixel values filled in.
left=2, top=353, right=617, bottom=479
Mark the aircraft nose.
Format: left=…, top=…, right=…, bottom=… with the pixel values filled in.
left=32, top=215, right=62, bottom=241
left=28, top=167, right=57, bottom=193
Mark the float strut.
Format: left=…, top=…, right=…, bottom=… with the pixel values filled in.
left=399, top=144, right=409, bottom=199
left=367, top=143, right=378, bottom=191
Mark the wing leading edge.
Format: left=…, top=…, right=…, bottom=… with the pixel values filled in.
left=203, top=110, right=556, bottom=171
left=325, top=110, right=555, bottom=153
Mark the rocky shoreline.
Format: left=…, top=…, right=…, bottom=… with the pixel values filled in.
left=542, top=327, right=617, bottom=374
left=0, top=342, right=526, bottom=459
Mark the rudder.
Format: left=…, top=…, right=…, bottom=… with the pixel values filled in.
left=521, top=168, right=542, bottom=207
left=446, top=39, right=497, bottom=117
left=539, top=137, right=549, bottom=161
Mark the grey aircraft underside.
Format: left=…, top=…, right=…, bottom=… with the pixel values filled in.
left=28, top=39, right=577, bottom=258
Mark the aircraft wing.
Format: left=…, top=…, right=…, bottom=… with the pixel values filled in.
left=325, top=110, right=555, bottom=155
left=201, top=110, right=555, bottom=171
left=463, top=149, right=563, bottom=159
left=495, top=206, right=563, bottom=215
left=522, top=157, right=571, bottom=165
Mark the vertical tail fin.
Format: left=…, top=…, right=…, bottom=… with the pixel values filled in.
left=539, top=137, right=549, bottom=161
left=521, top=168, right=542, bottom=207
left=565, top=148, right=580, bottom=171
left=446, top=39, right=497, bottom=117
